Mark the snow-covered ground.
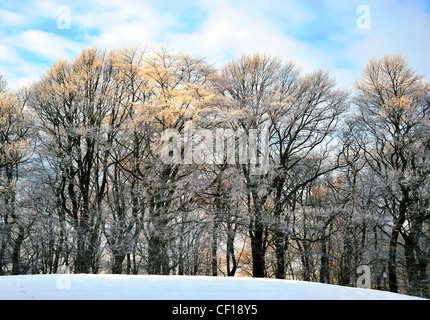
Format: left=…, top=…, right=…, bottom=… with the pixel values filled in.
left=0, top=274, right=425, bottom=300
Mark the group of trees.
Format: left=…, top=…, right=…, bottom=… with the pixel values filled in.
left=0, top=46, right=429, bottom=298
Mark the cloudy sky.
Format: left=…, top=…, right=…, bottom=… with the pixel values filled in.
left=1, top=0, right=429, bottom=89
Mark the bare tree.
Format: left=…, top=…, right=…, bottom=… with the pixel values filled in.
left=29, top=48, right=128, bottom=273
left=352, top=54, right=430, bottom=297
left=218, top=53, right=348, bottom=278
left=218, top=53, right=284, bottom=277
left=268, top=69, right=348, bottom=279
left=0, top=76, right=32, bottom=275
left=122, top=48, right=217, bottom=274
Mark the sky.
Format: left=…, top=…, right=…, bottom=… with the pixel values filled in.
left=0, top=0, right=429, bottom=90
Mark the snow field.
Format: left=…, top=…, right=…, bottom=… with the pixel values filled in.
left=0, top=274, right=425, bottom=300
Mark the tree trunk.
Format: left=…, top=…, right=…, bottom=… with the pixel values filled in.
left=388, top=194, right=408, bottom=293
left=147, top=232, right=169, bottom=275
left=126, top=254, right=131, bottom=275
left=211, top=217, right=218, bottom=276
left=298, top=241, right=311, bottom=282
left=226, top=224, right=237, bottom=277
left=148, top=234, right=163, bottom=275
left=274, top=229, right=286, bottom=279
left=112, top=254, right=126, bottom=274
left=75, top=223, right=92, bottom=274
left=404, top=217, right=430, bottom=298
left=404, top=234, right=419, bottom=296
left=250, top=227, right=265, bottom=278
left=388, top=219, right=403, bottom=293
left=340, top=233, right=352, bottom=286
left=319, top=237, right=330, bottom=283
left=11, top=225, right=25, bottom=275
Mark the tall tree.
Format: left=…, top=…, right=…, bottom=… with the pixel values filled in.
left=30, top=48, right=127, bottom=273
left=218, top=53, right=283, bottom=277
left=268, top=69, right=348, bottom=279
left=0, top=76, right=31, bottom=275
left=218, top=53, right=348, bottom=278
left=352, top=54, right=430, bottom=296
left=128, top=48, right=217, bottom=274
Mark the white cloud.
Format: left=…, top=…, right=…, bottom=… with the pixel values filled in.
left=15, top=30, right=83, bottom=61
left=0, top=29, right=83, bottom=89
left=0, top=9, right=28, bottom=27
left=7, top=65, right=47, bottom=89
left=0, top=52, right=48, bottom=90
left=72, top=1, right=175, bottom=48
left=1, top=0, right=429, bottom=90
left=163, top=1, right=334, bottom=73
left=0, top=44, right=15, bottom=61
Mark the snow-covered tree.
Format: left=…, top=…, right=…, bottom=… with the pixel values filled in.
left=352, top=54, right=430, bottom=297
left=0, top=75, right=32, bottom=275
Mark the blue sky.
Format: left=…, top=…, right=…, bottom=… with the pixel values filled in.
left=1, top=0, right=429, bottom=89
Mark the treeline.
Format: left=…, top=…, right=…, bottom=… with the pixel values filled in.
left=0, top=47, right=429, bottom=298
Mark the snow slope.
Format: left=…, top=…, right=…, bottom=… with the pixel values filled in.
left=0, top=274, right=425, bottom=300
